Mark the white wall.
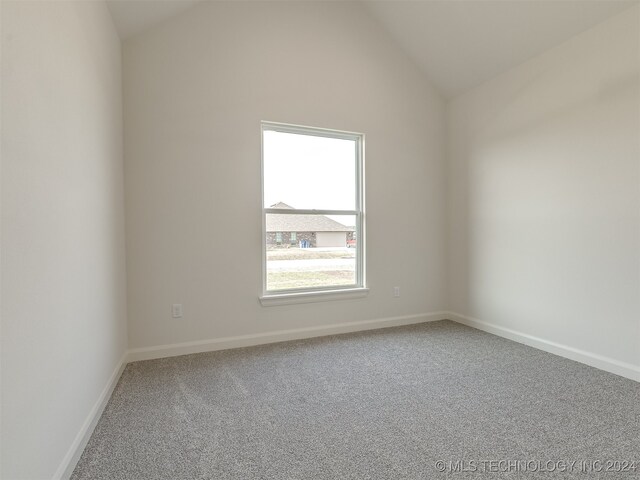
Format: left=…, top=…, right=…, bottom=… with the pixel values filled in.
left=1, top=2, right=128, bottom=478
left=447, top=6, right=640, bottom=371
left=123, top=1, right=446, bottom=349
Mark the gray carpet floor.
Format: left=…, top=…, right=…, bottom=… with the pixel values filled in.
left=72, top=320, right=640, bottom=479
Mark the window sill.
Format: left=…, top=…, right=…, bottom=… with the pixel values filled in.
left=260, top=287, right=369, bottom=307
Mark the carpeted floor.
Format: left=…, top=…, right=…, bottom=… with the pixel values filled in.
left=72, top=320, right=639, bottom=479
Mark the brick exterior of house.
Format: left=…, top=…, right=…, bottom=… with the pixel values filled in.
left=266, top=231, right=316, bottom=248
left=265, top=203, right=355, bottom=249
left=266, top=231, right=356, bottom=248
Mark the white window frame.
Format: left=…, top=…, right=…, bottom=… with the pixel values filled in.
left=260, top=121, right=368, bottom=306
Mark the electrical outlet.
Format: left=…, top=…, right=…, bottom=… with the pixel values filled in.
left=172, top=303, right=183, bottom=318
left=393, top=287, right=400, bottom=298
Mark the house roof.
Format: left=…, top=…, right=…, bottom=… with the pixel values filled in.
left=270, top=202, right=294, bottom=210
left=266, top=202, right=353, bottom=233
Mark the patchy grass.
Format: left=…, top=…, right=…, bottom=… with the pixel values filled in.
left=267, top=270, right=356, bottom=291
left=267, top=248, right=355, bottom=261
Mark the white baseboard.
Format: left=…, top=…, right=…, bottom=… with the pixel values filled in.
left=54, top=312, right=447, bottom=478
left=446, top=311, right=640, bottom=383
left=54, top=351, right=128, bottom=480
left=50, top=310, right=638, bottom=479
left=127, top=311, right=450, bottom=363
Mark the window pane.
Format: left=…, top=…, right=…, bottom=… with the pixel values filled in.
left=266, top=213, right=356, bottom=291
left=263, top=130, right=356, bottom=210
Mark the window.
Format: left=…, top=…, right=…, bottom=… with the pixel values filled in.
left=261, top=122, right=366, bottom=303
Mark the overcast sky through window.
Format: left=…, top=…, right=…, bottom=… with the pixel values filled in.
left=263, top=130, right=356, bottom=213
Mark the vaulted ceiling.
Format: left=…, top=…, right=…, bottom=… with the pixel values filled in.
left=106, top=0, right=638, bottom=99
left=364, top=0, right=637, bottom=98
left=106, top=0, right=201, bottom=40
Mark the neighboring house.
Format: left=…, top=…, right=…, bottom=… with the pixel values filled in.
left=266, top=202, right=355, bottom=248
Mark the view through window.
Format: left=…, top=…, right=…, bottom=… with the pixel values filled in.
left=262, top=122, right=364, bottom=294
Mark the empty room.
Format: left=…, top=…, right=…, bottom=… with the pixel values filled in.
left=1, top=0, right=639, bottom=479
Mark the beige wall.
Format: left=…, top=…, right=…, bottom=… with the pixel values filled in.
left=447, top=6, right=640, bottom=369
left=123, top=1, right=447, bottom=349
left=1, top=2, right=127, bottom=478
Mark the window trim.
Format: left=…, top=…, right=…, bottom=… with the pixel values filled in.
left=260, top=121, right=366, bottom=303
left=259, top=287, right=370, bottom=307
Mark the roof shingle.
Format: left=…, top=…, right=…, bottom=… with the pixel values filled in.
left=266, top=202, right=353, bottom=232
